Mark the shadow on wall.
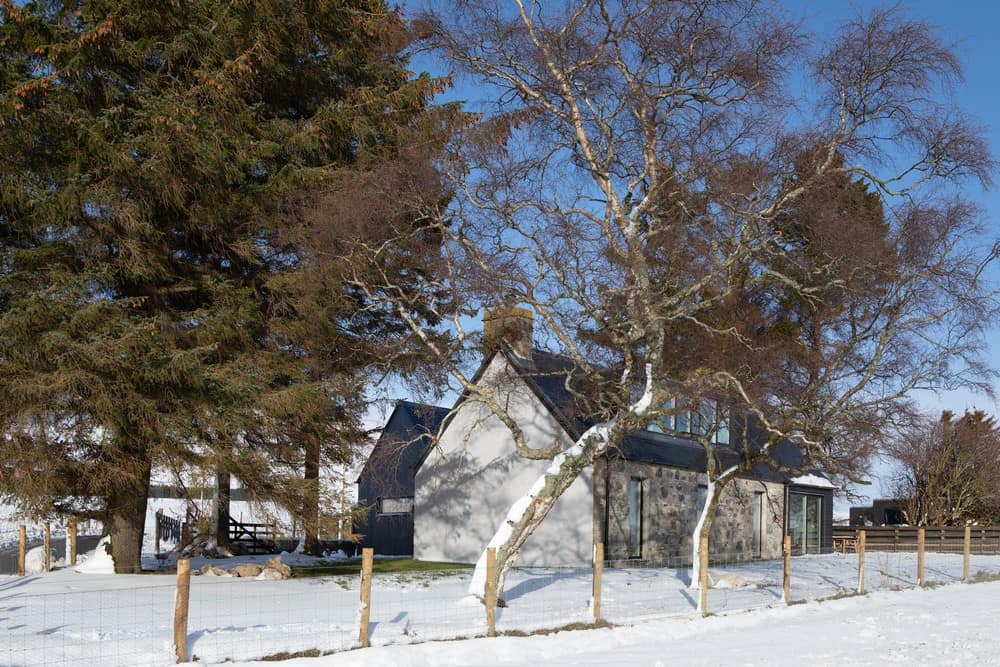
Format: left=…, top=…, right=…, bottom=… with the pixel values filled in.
left=417, top=449, right=592, bottom=566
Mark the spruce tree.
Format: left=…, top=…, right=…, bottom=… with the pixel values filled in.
left=0, top=0, right=453, bottom=570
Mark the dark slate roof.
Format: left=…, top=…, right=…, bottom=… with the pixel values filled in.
left=505, top=349, right=594, bottom=439
left=504, top=346, right=819, bottom=483
left=358, top=401, right=450, bottom=484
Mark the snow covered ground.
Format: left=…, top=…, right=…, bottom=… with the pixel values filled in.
left=3, top=548, right=1000, bottom=666
left=255, top=579, right=1000, bottom=667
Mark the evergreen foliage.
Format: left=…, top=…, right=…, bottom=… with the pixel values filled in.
left=0, top=0, right=455, bottom=570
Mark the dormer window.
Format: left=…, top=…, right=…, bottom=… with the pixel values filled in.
left=646, top=397, right=730, bottom=444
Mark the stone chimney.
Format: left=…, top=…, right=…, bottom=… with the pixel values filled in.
left=483, top=306, right=534, bottom=359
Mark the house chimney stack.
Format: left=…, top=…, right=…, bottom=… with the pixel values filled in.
left=483, top=306, right=533, bottom=359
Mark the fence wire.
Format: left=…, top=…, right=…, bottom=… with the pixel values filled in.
left=3, top=544, right=1000, bottom=666
left=1, top=582, right=176, bottom=667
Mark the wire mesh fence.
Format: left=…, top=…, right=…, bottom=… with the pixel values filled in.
left=4, top=542, right=1000, bottom=666
left=184, top=575, right=359, bottom=662
left=1, top=582, right=177, bottom=667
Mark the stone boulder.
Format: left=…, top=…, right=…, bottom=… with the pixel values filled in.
left=260, top=555, right=291, bottom=580
left=230, top=563, right=264, bottom=578
left=257, top=568, right=286, bottom=580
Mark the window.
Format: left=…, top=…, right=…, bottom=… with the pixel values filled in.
left=377, top=497, right=414, bottom=515
left=698, top=399, right=716, bottom=436
left=628, top=478, right=643, bottom=559
left=675, top=405, right=689, bottom=434
left=715, top=408, right=730, bottom=445
left=647, top=397, right=675, bottom=434
left=644, top=397, right=730, bottom=444
left=787, top=492, right=823, bottom=555
left=752, top=491, right=765, bottom=559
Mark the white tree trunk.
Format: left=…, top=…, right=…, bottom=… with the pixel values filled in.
left=466, top=437, right=598, bottom=599
left=689, top=467, right=739, bottom=615
left=689, top=479, right=715, bottom=595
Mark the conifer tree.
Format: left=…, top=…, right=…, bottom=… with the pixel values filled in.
left=0, top=0, right=453, bottom=570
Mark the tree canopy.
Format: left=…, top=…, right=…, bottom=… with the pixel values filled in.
left=0, top=0, right=455, bottom=569
left=889, top=410, right=1000, bottom=526
left=351, top=0, right=999, bottom=604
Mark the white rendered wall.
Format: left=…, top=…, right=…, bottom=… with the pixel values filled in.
left=414, top=355, right=594, bottom=567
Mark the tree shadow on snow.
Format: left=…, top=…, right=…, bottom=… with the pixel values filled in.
left=503, top=569, right=583, bottom=603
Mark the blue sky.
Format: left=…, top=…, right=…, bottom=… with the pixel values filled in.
left=792, top=2, right=1000, bottom=504
left=791, top=1, right=1000, bottom=419
left=414, top=1, right=1000, bottom=418
left=404, top=2, right=1000, bottom=505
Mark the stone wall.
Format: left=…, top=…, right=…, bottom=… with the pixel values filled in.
left=594, top=458, right=785, bottom=564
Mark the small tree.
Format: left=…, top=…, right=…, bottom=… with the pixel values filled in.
left=352, top=0, right=997, bottom=607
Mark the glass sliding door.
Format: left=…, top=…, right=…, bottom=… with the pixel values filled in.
left=787, top=492, right=822, bottom=555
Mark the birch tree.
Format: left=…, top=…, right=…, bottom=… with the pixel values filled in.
left=888, top=411, right=1000, bottom=526
left=352, top=0, right=997, bottom=605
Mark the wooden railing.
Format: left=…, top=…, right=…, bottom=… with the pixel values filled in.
left=156, top=512, right=184, bottom=544
left=227, top=517, right=278, bottom=554
left=832, top=526, right=1000, bottom=554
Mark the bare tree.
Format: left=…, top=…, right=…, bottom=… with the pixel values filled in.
left=888, top=411, right=1000, bottom=526
left=349, top=1, right=997, bottom=608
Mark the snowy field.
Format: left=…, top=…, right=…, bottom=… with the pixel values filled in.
left=255, top=579, right=1000, bottom=667
left=3, top=548, right=1000, bottom=666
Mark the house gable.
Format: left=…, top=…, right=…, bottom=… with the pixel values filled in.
left=413, top=353, right=595, bottom=566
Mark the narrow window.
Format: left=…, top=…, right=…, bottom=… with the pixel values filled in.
left=662, top=397, right=675, bottom=431
left=628, top=477, right=643, bottom=559
left=752, top=491, right=764, bottom=558
left=676, top=404, right=689, bottom=433
left=716, top=407, right=730, bottom=444
left=698, top=399, right=716, bottom=436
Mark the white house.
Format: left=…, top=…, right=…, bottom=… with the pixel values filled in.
left=410, top=308, right=835, bottom=566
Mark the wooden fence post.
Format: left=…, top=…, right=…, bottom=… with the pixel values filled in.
left=917, top=527, right=925, bottom=586
left=156, top=508, right=163, bottom=556
left=783, top=535, right=792, bottom=605
left=173, top=558, right=191, bottom=664
left=857, top=530, right=866, bottom=595
left=358, top=547, right=374, bottom=648
left=181, top=507, right=191, bottom=546
left=18, top=525, right=26, bottom=577
left=486, top=547, right=498, bottom=636
left=698, top=535, right=709, bottom=617
left=592, top=542, right=603, bottom=623
left=963, top=525, right=971, bottom=584
left=44, top=522, right=51, bottom=572
left=68, top=518, right=77, bottom=566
